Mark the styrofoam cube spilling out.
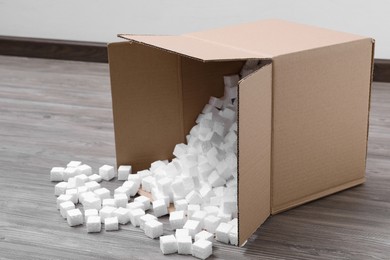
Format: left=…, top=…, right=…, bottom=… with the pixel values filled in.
left=50, top=167, right=64, bottom=182
left=126, top=201, right=144, bottom=211
left=77, top=164, right=92, bottom=176
left=88, top=174, right=102, bottom=183
left=122, top=181, right=139, bottom=197
left=87, top=216, right=101, bottom=233
left=160, top=235, right=178, bottom=255
left=215, top=222, right=233, bottom=244
left=118, top=165, right=132, bottom=181
left=152, top=199, right=168, bottom=217
left=94, top=187, right=110, bottom=200
left=195, top=230, right=214, bottom=243
left=99, top=206, right=117, bottom=223
left=140, top=214, right=157, bottom=230
left=183, top=220, right=201, bottom=239
left=113, top=207, right=130, bottom=224
left=105, top=216, right=119, bottom=231
left=84, top=209, right=98, bottom=222
left=175, top=228, right=190, bottom=239
left=99, top=165, right=115, bottom=181
left=169, top=210, right=186, bottom=230
left=114, top=193, right=128, bottom=208
left=83, top=196, right=101, bottom=211
left=192, top=239, right=213, bottom=260
left=177, top=235, right=192, bottom=255
left=59, top=201, right=75, bottom=218
left=54, top=182, right=68, bottom=196
left=174, top=199, right=188, bottom=212
left=134, top=196, right=151, bottom=211
left=191, top=210, right=207, bottom=229
left=85, top=181, right=101, bottom=192
left=66, top=208, right=83, bottom=227
left=229, top=226, right=238, bottom=246
left=204, top=215, right=221, bottom=233
left=63, top=167, right=78, bottom=181
left=144, top=219, right=163, bottom=239
left=57, top=194, right=72, bottom=209
left=102, top=198, right=117, bottom=208
left=67, top=161, right=82, bottom=168
left=129, top=208, right=145, bottom=227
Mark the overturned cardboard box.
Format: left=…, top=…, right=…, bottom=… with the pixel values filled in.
left=108, top=19, right=374, bottom=246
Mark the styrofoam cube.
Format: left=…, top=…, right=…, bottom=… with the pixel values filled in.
left=102, top=198, right=116, bottom=208
left=169, top=210, right=186, bottom=230
left=192, top=239, right=213, bottom=260
left=150, top=160, right=166, bottom=173
left=114, top=186, right=131, bottom=199
left=222, top=197, right=237, bottom=215
left=99, top=206, right=116, bottom=223
left=67, top=161, right=82, bottom=168
left=83, top=196, right=102, bottom=211
left=57, top=194, right=72, bottom=209
left=77, top=164, right=92, bottom=176
left=157, top=177, right=172, bottom=194
left=229, top=226, right=238, bottom=246
left=63, top=167, right=78, bottom=181
left=199, top=184, right=214, bottom=202
left=54, top=182, right=68, bottom=196
left=152, top=199, right=168, bottom=217
left=204, top=215, right=221, bottom=233
left=195, top=230, right=214, bottom=242
left=203, top=206, right=219, bottom=217
left=141, top=176, right=156, bottom=192
left=228, top=218, right=238, bottom=227
left=173, top=143, right=188, bottom=158
left=94, top=187, right=110, bottom=200
left=104, top=216, right=119, bottom=231
left=208, top=171, right=226, bottom=187
left=65, top=189, right=78, bottom=204
left=174, top=199, right=188, bottom=212
left=79, top=191, right=96, bottom=204
left=185, top=190, right=202, bottom=205
left=88, top=174, right=102, bottom=183
left=209, top=96, right=223, bottom=109
left=209, top=196, right=222, bottom=207
left=85, top=181, right=101, bottom=192
left=113, top=207, right=130, bottom=224
left=87, top=215, right=101, bottom=233
left=66, top=177, right=77, bottom=189
left=152, top=191, right=170, bottom=207
left=118, top=165, right=132, bottom=181
left=177, top=235, right=192, bottom=255
left=129, top=208, right=145, bottom=227
left=59, top=201, right=75, bottom=218
left=114, top=193, right=128, bottom=208
left=127, top=174, right=141, bottom=187
left=160, top=235, right=178, bottom=255
left=84, top=209, right=98, bottom=222
left=175, top=228, right=190, bottom=239
left=223, top=74, right=239, bottom=87
left=99, top=165, right=115, bottom=181
left=191, top=210, right=207, bottom=229
left=183, top=220, right=201, bottom=239
left=134, top=196, right=151, bottom=211
left=77, top=186, right=88, bottom=197
left=139, top=214, right=157, bottom=230
left=215, top=223, right=233, bottom=244
left=126, top=201, right=144, bottom=211
left=144, top=219, right=163, bottom=239
left=171, top=178, right=186, bottom=197
left=122, top=181, right=139, bottom=197
left=50, top=167, right=64, bottom=182
left=74, top=174, right=88, bottom=187
left=137, top=169, right=152, bottom=180
left=66, top=208, right=83, bottom=227
left=187, top=204, right=201, bottom=219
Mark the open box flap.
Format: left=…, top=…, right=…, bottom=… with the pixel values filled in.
left=238, top=64, right=272, bottom=246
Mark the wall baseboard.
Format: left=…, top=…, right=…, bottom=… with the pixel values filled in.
left=0, top=36, right=389, bottom=82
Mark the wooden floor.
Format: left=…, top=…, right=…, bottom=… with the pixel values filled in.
left=0, top=55, right=389, bottom=260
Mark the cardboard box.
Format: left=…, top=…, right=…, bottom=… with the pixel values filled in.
left=108, top=19, right=374, bottom=246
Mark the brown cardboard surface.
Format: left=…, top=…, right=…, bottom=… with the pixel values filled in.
left=108, top=42, right=185, bottom=170
left=238, top=64, right=272, bottom=245
left=271, top=38, right=373, bottom=213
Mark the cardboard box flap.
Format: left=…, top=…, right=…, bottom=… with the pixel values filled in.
left=186, top=19, right=368, bottom=57
left=238, top=64, right=272, bottom=246
left=119, top=34, right=267, bottom=61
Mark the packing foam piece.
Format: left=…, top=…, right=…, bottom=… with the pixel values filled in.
left=66, top=177, right=77, bottom=189
left=183, top=220, right=201, bottom=239
left=54, top=182, right=68, bottom=196
left=75, top=174, right=88, bottom=187
left=99, top=206, right=117, bottom=223
left=195, top=230, right=214, bottom=242
left=113, top=207, right=130, bottom=224
left=150, top=160, right=166, bottom=173
left=140, top=214, right=157, bottom=230
left=102, top=198, right=117, bottom=207
left=87, top=215, right=101, bottom=233
left=199, top=184, right=214, bottom=202
left=157, top=177, right=173, bottom=194
left=206, top=148, right=219, bottom=167
left=208, top=171, right=226, bottom=188
left=177, top=235, right=192, bottom=255
left=213, top=187, right=225, bottom=197
left=152, top=191, right=170, bottom=207
left=94, top=187, right=110, bottom=200
left=181, top=176, right=195, bottom=192
left=63, top=167, right=78, bottom=181
left=129, top=208, right=145, bottom=227
left=215, top=223, right=233, bottom=244
left=228, top=218, right=238, bottom=227
left=127, top=174, right=141, bottom=187
left=85, top=181, right=101, bottom=192
left=67, top=161, right=82, bottom=168
left=65, top=189, right=78, bottom=204
left=210, top=132, right=223, bottom=148
left=171, top=178, right=186, bottom=197
left=105, top=216, right=119, bottom=231
left=50, top=167, right=64, bottom=182
left=208, top=96, right=223, bottom=109
left=220, top=108, right=236, bottom=122
left=209, top=196, right=222, bottom=207
left=77, top=164, right=92, bottom=176
left=144, top=219, right=163, bottom=239
left=88, top=174, right=102, bottom=183
left=84, top=209, right=98, bottom=222
left=154, top=167, right=167, bottom=180
left=118, top=165, right=132, bottom=181
left=137, top=169, right=152, bottom=181
left=126, top=201, right=144, bottom=211
left=77, top=186, right=88, bottom=196
left=114, top=186, right=131, bottom=199
left=99, top=165, right=115, bottom=181
left=169, top=210, right=186, bottom=230
left=66, top=208, right=83, bottom=227
left=191, top=211, right=207, bottom=229
left=160, top=235, right=178, bottom=255
left=152, top=199, right=168, bottom=217
left=204, top=215, right=221, bottom=233
left=217, top=210, right=231, bottom=223
left=83, top=196, right=102, bottom=211
left=114, top=193, right=128, bottom=208
left=175, top=228, right=190, bottom=239
left=229, top=226, right=238, bottom=246
left=222, top=197, right=237, bottom=215
left=122, top=181, right=139, bottom=197
left=174, top=199, right=188, bottom=212
left=185, top=191, right=202, bottom=205
left=134, top=196, right=151, bottom=211
left=79, top=191, right=97, bottom=204
left=216, top=162, right=231, bottom=180
left=142, top=175, right=156, bottom=192
left=165, top=163, right=179, bottom=177
left=223, top=75, right=240, bottom=88
left=225, top=86, right=238, bottom=100
left=192, top=239, right=213, bottom=260
left=173, top=143, right=188, bottom=158
left=226, top=178, right=236, bottom=188
left=59, top=201, right=75, bottom=218
left=187, top=204, right=201, bottom=219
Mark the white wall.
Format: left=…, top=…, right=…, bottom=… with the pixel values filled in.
left=0, top=0, right=389, bottom=58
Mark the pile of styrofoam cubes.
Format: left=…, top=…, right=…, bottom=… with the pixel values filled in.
left=50, top=60, right=261, bottom=259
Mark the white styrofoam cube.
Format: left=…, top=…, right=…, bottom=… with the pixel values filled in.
left=177, top=235, right=192, bottom=255
left=165, top=163, right=179, bottom=177
left=157, top=177, right=173, bottom=194
left=144, top=219, right=163, bottom=239
left=104, top=216, right=119, bottom=231
left=84, top=209, right=98, bottom=222
left=88, top=174, right=102, bottom=183
left=118, top=165, right=132, bottom=181
left=67, top=161, right=82, bottom=168
left=54, top=182, right=68, bottom=196
left=134, top=196, right=151, bottom=211
left=181, top=176, right=195, bottom=192
left=65, top=189, right=78, bottom=204
left=126, top=201, right=144, bottom=211
left=83, top=196, right=102, bottom=211
left=175, top=228, right=190, bottom=239
left=199, top=184, right=214, bottom=202
left=173, top=143, right=188, bottom=158
left=137, top=169, right=152, bottom=181
left=215, top=223, right=233, bottom=244
left=183, top=220, right=201, bottom=239
left=150, top=160, right=166, bottom=173
left=229, top=226, right=238, bottom=246
left=209, top=196, right=222, bottom=207
left=204, top=215, right=221, bottom=233
left=169, top=210, right=186, bottom=230
left=217, top=210, right=231, bottom=223
left=77, top=186, right=88, bottom=197
left=77, top=164, right=92, bottom=176
left=50, top=167, right=64, bottom=182
left=208, top=96, right=223, bottom=109
left=59, top=201, right=75, bottom=218
left=141, top=175, right=156, bottom=192
left=114, top=193, right=128, bottom=208
left=213, top=187, right=225, bottom=197
left=113, top=207, right=130, bottom=224
left=152, top=199, right=168, bottom=217
left=129, top=208, right=145, bottom=227
left=203, top=206, right=219, bottom=217
left=66, top=208, right=83, bottom=227
left=122, top=181, right=139, bottom=197
left=139, top=214, right=157, bottom=230
left=85, top=181, right=101, bottom=192
left=63, top=167, right=78, bottom=181
left=192, top=239, right=213, bottom=260
left=99, top=206, right=117, bottom=223
left=102, top=198, right=117, bottom=208
left=171, top=178, right=186, bottom=197
left=74, top=174, right=88, bottom=187
left=185, top=190, right=202, bottom=205
left=228, top=218, right=238, bottom=227
left=94, top=187, right=110, bottom=200
left=127, top=174, right=141, bottom=187
left=191, top=211, right=207, bottom=229
left=223, top=75, right=239, bottom=88
left=79, top=191, right=96, bottom=203
left=99, top=165, right=115, bottom=181
left=187, top=204, right=201, bottom=219
left=66, top=177, right=77, bottom=190
left=57, top=194, right=72, bottom=209
left=195, top=230, right=214, bottom=242
left=114, top=186, right=131, bottom=199
left=174, top=199, right=188, bottom=212
left=160, top=235, right=178, bottom=255
left=86, top=215, right=101, bottom=233
left=208, top=171, right=226, bottom=187
left=222, top=197, right=237, bottom=215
